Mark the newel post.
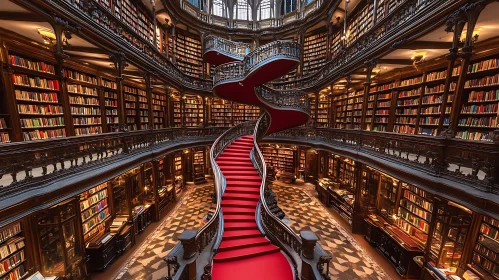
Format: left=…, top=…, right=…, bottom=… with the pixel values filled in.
left=300, top=231, right=318, bottom=280
left=179, top=230, right=197, bottom=280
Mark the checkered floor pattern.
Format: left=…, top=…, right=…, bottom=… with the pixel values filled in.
left=113, top=182, right=215, bottom=280
left=272, top=181, right=390, bottom=280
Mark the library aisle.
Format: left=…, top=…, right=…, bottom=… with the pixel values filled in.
left=271, top=181, right=391, bottom=280
left=111, top=182, right=215, bottom=280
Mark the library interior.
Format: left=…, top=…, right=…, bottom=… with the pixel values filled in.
left=0, top=0, right=498, bottom=280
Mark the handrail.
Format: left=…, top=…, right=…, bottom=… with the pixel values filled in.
left=251, top=114, right=331, bottom=279
left=204, top=35, right=252, bottom=60
left=255, top=86, right=311, bottom=116
left=213, top=40, right=301, bottom=86
left=164, top=121, right=256, bottom=279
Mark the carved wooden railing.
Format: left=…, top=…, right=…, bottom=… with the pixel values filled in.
left=179, top=0, right=325, bottom=30
left=270, top=0, right=454, bottom=91
left=203, top=35, right=251, bottom=60
left=0, top=127, right=226, bottom=201
left=255, top=86, right=311, bottom=115
left=163, top=121, right=256, bottom=280
left=213, top=40, right=302, bottom=86
left=251, top=114, right=332, bottom=280
left=268, top=127, right=499, bottom=194
left=50, top=0, right=212, bottom=92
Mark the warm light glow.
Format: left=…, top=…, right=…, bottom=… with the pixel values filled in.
left=411, top=51, right=427, bottom=61
left=37, top=28, right=56, bottom=45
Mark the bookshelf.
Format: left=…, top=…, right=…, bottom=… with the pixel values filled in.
left=308, top=94, right=317, bottom=126
left=116, top=0, right=154, bottom=45
left=471, top=216, right=499, bottom=278
left=303, top=32, right=327, bottom=76
left=193, top=150, right=206, bottom=184
left=102, top=77, right=118, bottom=132
left=317, top=94, right=330, bottom=128
left=366, top=90, right=376, bottom=130
left=326, top=156, right=357, bottom=224
left=334, top=93, right=348, bottom=129
left=65, top=68, right=102, bottom=136
left=457, top=57, right=499, bottom=142
left=137, top=87, right=148, bottom=130
left=370, top=82, right=394, bottom=132
left=176, top=33, right=203, bottom=78
left=330, top=33, right=342, bottom=59
left=172, top=96, right=182, bottom=128
left=396, top=183, right=433, bottom=247
left=210, top=98, right=232, bottom=127
left=79, top=183, right=110, bottom=242
left=0, top=222, right=26, bottom=280
left=174, top=153, right=184, bottom=194
left=123, top=85, right=139, bottom=131
left=418, top=66, right=460, bottom=136
left=262, top=146, right=296, bottom=174
left=9, top=53, right=66, bottom=142
left=346, top=1, right=374, bottom=44
left=152, top=91, right=167, bottom=129
left=393, top=87, right=422, bottom=135
left=183, top=95, right=203, bottom=127
left=244, top=105, right=260, bottom=122
left=377, top=175, right=399, bottom=221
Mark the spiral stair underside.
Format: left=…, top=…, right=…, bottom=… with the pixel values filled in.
left=206, top=40, right=309, bottom=280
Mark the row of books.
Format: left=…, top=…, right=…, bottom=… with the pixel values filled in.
left=458, top=116, right=497, bottom=128
left=69, top=96, right=100, bottom=106
left=0, top=238, right=24, bottom=261
left=0, top=250, right=24, bottom=275
left=398, top=207, right=430, bottom=233
left=81, top=200, right=108, bottom=223
left=11, top=75, right=60, bottom=90
left=0, top=263, right=25, bottom=280
left=82, top=208, right=110, bottom=235
left=67, top=85, right=98, bottom=96
left=73, top=117, right=102, bottom=125
left=456, top=131, right=494, bottom=142
left=15, top=90, right=58, bottom=103
left=75, top=126, right=102, bottom=135
left=9, top=55, right=55, bottom=74
left=70, top=107, right=101, bottom=115
left=465, top=74, right=499, bottom=88
left=0, top=119, right=7, bottom=130
left=466, top=90, right=499, bottom=102
left=426, top=70, right=446, bottom=81
left=23, top=129, right=66, bottom=141
left=17, top=104, right=63, bottom=115
left=468, top=58, right=499, bottom=73
left=393, top=125, right=416, bottom=134
left=461, top=104, right=498, bottom=114
left=0, top=223, right=21, bottom=245
left=80, top=189, right=107, bottom=211
left=20, top=117, right=64, bottom=128
left=64, top=69, right=98, bottom=85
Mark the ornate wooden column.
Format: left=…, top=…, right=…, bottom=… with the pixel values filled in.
left=457, top=212, right=483, bottom=276
left=145, top=73, right=154, bottom=129
left=52, top=21, right=75, bottom=136
left=439, top=10, right=466, bottom=135
left=352, top=161, right=364, bottom=233
left=110, top=52, right=127, bottom=131
left=361, top=59, right=376, bottom=130
left=447, top=2, right=485, bottom=137
left=151, top=160, right=161, bottom=222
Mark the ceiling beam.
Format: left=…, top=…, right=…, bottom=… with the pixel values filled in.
left=397, top=41, right=453, bottom=50
left=378, top=59, right=414, bottom=66
left=65, top=46, right=109, bottom=55
left=0, top=12, right=46, bottom=22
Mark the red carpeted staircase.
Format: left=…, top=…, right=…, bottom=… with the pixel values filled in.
left=213, top=135, right=293, bottom=280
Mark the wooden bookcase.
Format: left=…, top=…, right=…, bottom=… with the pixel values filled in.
left=317, top=94, right=330, bottom=128
left=123, top=84, right=139, bottom=131
left=346, top=1, right=374, bottom=44
left=152, top=89, right=167, bottom=129
left=175, top=32, right=203, bottom=79
left=65, top=68, right=103, bottom=136
left=210, top=98, right=232, bottom=127
left=102, top=77, right=118, bottom=133
left=0, top=222, right=27, bottom=280
left=261, top=146, right=296, bottom=174
left=303, top=31, right=327, bottom=76
left=334, top=91, right=363, bottom=129
left=470, top=216, right=499, bottom=278
left=8, top=52, right=65, bottom=142
left=370, top=82, right=394, bottom=132
left=393, top=74, right=424, bottom=135
left=183, top=95, right=203, bottom=127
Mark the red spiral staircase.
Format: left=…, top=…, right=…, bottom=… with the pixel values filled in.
left=205, top=37, right=309, bottom=280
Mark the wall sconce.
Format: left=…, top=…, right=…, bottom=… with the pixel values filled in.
left=37, top=28, right=56, bottom=46
left=460, top=28, right=481, bottom=45
left=411, top=51, right=427, bottom=63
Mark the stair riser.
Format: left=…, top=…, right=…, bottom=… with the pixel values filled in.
left=222, top=234, right=261, bottom=241
left=213, top=248, right=281, bottom=263
left=218, top=241, right=272, bottom=252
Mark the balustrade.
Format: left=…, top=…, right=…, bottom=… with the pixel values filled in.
left=204, top=35, right=251, bottom=59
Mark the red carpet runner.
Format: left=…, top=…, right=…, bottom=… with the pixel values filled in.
left=213, top=135, right=293, bottom=280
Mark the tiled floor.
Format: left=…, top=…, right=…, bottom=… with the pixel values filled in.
left=112, top=182, right=215, bottom=280
left=271, top=181, right=390, bottom=280
left=111, top=180, right=392, bottom=280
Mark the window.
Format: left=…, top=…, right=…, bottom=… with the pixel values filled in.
left=283, top=0, right=297, bottom=14
left=188, top=0, right=201, bottom=8
left=258, top=0, right=272, bottom=20
left=213, top=0, right=224, bottom=17
left=235, top=1, right=251, bottom=20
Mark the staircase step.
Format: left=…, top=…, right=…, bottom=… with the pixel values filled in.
left=219, top=166, right=256, bottom=171
left=223, top=214, right=255, bottom=222
left=226, top=181, right=261, bottom=187
left=224, top=187, right=260, bottom=194
left=216, top=160, right=254, bottom=167
left=224, top=221, right=258, bottom=230
left=223, top=193, right=260, bottom=201
left=218, top=237, right=271, bottom=252
left=224, top=148, right=253, bottom=153
left=225, top=175, right=262, bottom=182
left=220, top=152, right=250, bottom=157
left=222, top=199, right=258, bottom=208
left=221, top=207, right=256, bottom=215
left=222, top=170, right=260, bottom=176
left=229, top=143, right=254, bottom=148
left=216, top=156, right=253, bottom=162
left=222, top=229, right=261, bottom=240
left=213, top=244, right=280, bottom=263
